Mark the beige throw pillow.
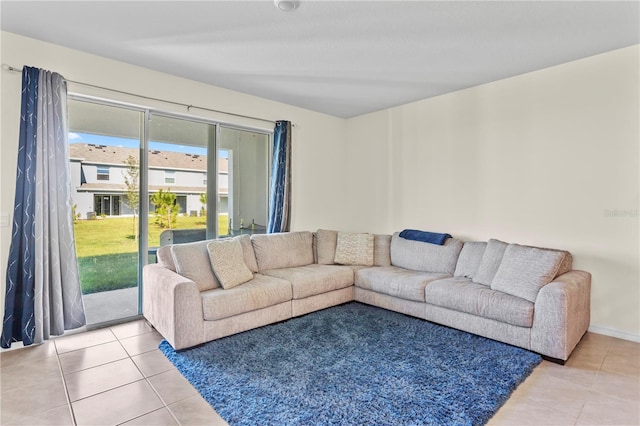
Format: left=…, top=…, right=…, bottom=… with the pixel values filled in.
left=334, top=232, right=374, bottom=266
left=207, top=239, right=254, bottom=290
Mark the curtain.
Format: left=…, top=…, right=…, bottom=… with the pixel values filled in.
left=267, top=120, right=292, bottom=233
left=1, top=66, right=86, bottom=348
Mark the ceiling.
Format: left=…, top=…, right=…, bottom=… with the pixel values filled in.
left=1, top=1, right=639, bottom=118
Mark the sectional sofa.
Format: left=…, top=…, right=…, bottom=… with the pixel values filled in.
left=142, top=230, right=591, bottom=362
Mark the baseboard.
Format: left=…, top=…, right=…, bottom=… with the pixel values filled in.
left=588, top=324, right=640, bottom=343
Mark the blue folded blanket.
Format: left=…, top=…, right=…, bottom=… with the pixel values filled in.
left=399, top=229, right=451, bottom=245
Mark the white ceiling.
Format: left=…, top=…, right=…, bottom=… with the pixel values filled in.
left=1, top=1, right=639, bottom=118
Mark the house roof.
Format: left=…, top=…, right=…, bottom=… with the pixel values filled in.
left=69, top=143, right=228, bottom=173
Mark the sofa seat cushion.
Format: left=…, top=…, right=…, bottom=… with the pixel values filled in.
left=425, top=277, right=534, bottom=327
left=201, top=274, right=292, bottom=321
left=262, top=265, right=354, bottom=300
left=355, top=266, right=450, bottom=303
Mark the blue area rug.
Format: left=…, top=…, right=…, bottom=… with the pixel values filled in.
left=159, top=302, right=541, bottom=425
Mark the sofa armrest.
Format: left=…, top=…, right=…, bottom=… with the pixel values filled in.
left=142, top=264, right=205, bottom=350
left=530, top=270, right=591, bottom=361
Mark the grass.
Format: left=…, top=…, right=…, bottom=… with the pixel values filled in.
left=75, top=214, right=229, bottom=293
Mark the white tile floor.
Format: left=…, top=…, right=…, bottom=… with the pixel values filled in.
left=1, top=320, right=639, bottom=425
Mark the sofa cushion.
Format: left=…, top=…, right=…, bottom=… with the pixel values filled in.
left=171, top=240, right=220, bottom=291
left=207, top=239, right=254, bottom=290
left=390, top=232, right=463, bottom=274
left=251, top=231, right=314, bottom=272
left=156, top=245, right=176, bottom=272
left=454, top=241, right=487, bottom=279
left=236, top=234, right=259, bottom=273
left=334, top=232, right=374, bottom=266
left=473, top=239, right=509, bottom=286
left=374, top=234, right=392, bottom=267
left=201, top=274, right=292, bottom=321
left=262, top=264, right=354, bottom=299
left=491, top=244, right=568, bottom=302
left=316, top=229, right=338, bottom=265
left=425, top=277, right=534, bottom=327
left=355, top=266, right=450, bottom=302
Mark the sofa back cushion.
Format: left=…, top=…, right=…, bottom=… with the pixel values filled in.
left=473, top=239, right=509, bottom=286
left=374, top=234, right=392, bottom=267
left=171, top=240, right=221, bottom=291
left=235, top=234, right=259, bottom=273
left=251, top=231, right=314, bottom=271
left=390, top=232, right=463, bottom=274
left=316, top=229, right=338, bottom=265
left=454, top=241, right=487, bottom=279
left=491, top=244, right=569, bottom=302
left=156, top=245, right=176, bottom=272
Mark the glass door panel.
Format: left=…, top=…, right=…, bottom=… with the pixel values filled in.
left=219, top=127, right=269, bottom=237
left=147, top=114, right=215, bottom=249
left=68, top=98, right=142, bottom=325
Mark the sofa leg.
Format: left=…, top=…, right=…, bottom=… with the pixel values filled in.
left=541, top=355, right=566, bottom=365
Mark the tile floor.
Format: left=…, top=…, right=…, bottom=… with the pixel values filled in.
left=0, top=321, right=638, bottom=425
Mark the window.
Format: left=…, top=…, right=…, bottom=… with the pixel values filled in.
left=165, top=170, right=176, bottom=184
left=97, top=166, right=110, bottom=181
left=203, top=172, right=207, bottom=185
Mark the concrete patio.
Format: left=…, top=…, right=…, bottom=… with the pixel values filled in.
left=82, top=287, right=140, bottom=325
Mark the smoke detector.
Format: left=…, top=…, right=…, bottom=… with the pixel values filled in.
left=275, top=0, right=298, bottom=12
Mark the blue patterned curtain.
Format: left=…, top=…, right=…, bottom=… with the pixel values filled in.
left=267, top=121, right=292, bottom=233
left=1, top=66, right=86, bottom=348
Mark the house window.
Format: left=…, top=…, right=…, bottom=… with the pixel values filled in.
left=97, top=166, right=110, bottom=181
left=203, top=172, right=207, bottom=185
left=165, top=170, right=176, bottom=184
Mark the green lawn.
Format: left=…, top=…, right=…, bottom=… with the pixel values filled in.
left=75, top=214, right=228, bottom=293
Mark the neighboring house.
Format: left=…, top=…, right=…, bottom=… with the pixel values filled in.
left=69, top=143, right=228, bottom=219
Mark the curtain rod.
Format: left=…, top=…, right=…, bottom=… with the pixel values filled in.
left=2, top=64, right=279, bottom=125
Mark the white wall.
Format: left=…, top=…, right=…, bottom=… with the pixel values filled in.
left=344, top=45, right=640, bottom=339
left=0, top=31, right=348, bottom=319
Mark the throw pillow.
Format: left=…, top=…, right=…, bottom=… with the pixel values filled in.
left=316, top=229, right=339, bottom=265
left=334, top=232, right=374, bottom=266
left=473, top=239, right=509, bottom=286
left=207, top=239, right=254, bottom=290
left=171, top=240, right=220, bottom=292
left=491, top=244, right=566, bottom=302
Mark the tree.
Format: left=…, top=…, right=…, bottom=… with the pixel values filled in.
left=199, top=193, right=207, bottom=217
left=151, top=188, right=179, bottom=229
left=122, top=155, right=140, bottom=241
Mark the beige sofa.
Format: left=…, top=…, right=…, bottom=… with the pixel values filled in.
left=142, top=230, right=591, bottom=362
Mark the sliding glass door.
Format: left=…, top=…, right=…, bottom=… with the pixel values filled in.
left=68, top=97, right=271, bottom=327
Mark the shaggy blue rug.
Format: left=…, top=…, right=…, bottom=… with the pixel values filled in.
left=159, top=302, right=541, bottom=425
